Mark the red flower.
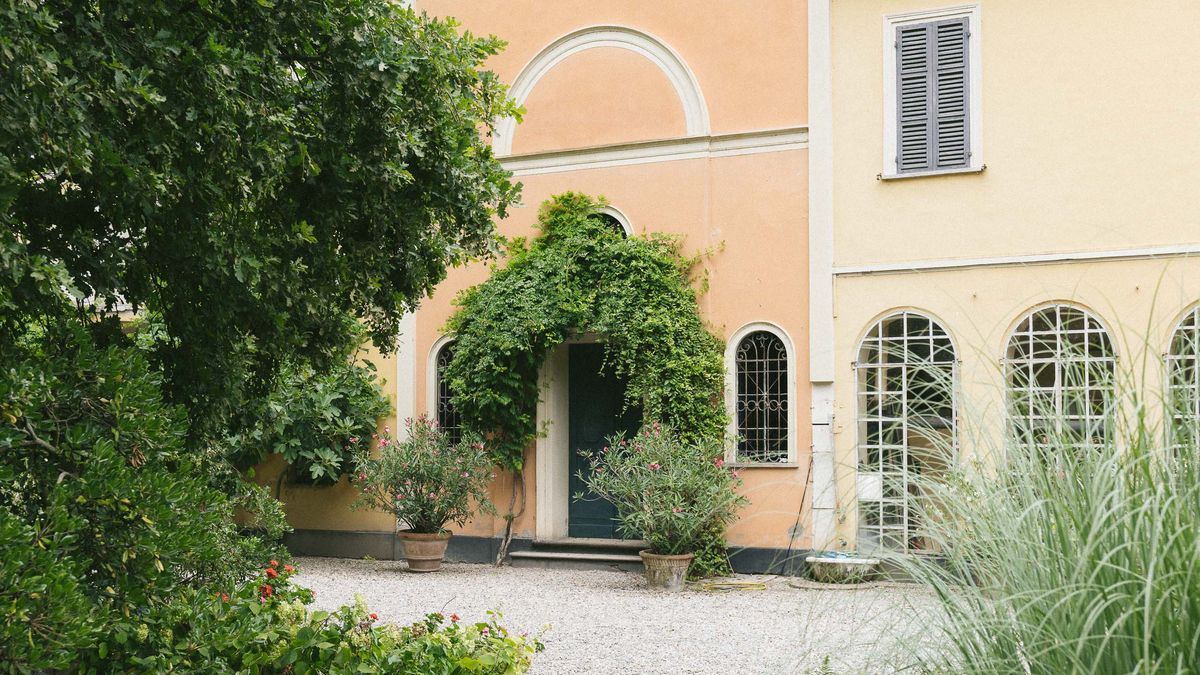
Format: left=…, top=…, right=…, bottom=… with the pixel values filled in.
left=222, top=593, right=229, bottom=602
left=284, top=564, right=295, bottom=573
left=265, top=567, right=279, bottom=579
left=269, top=560, right=279, bottom=569
left=369, top=613, right=378, bottom=621
left=450, top=613, right=460, bottom=623
left=259, top=584, right=273, bottom=598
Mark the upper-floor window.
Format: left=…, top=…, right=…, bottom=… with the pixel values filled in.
left=729, top=326, right=793, bottom=464
left=883, top=6, right=983, bottom=179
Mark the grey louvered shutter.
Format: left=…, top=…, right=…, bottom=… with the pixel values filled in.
left=895, top=18, right=970, bottom=173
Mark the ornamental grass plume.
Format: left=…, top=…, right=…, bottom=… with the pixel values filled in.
left=894, top=342, right=1200, bottom=673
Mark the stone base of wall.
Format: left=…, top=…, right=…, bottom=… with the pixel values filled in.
left=283, top=529, right=813, bottom=575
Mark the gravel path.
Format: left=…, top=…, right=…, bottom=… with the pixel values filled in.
left=295, top=557, right=939, bottom=675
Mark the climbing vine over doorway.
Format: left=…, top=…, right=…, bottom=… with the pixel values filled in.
left=443, top=192, right=727, bottom=472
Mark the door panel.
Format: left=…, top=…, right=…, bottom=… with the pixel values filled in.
left=567, top=343, right=641, bottom=539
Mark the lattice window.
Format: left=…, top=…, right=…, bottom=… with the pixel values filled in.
left=856, top=311, right=956, bottom=552
left=435, top=342, right=463, bottom=445
left=1167, top=306, right=1200, bottom=454
left=1005, top=305, right=1115, bottom=452
left=734, top=330, right=789, bottom=463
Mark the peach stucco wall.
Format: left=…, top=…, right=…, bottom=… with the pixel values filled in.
left=511, top=47, right=688, bottom=154
left=420, top=0, right=808, bottom=145
left=266, top=1, right=813, bottom=553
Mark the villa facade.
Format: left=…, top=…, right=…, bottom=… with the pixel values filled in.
left=265, top=1, right=1200, bottom=571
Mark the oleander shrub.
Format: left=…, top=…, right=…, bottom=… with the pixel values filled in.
left=579, top=424, right=747, bottom=567
left=351, top=416, right=497, bottom=534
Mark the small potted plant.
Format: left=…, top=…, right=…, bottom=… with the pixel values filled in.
left=351, top=416, right=496, bottom=572
left=578, top=422, right=748, bottom=591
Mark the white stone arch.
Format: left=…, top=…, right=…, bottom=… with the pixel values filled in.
left=595, top=204, right=634, bottom=237
left=494, top=25, right=710, bottom=156
left=724, top=321, right=798, bottom=464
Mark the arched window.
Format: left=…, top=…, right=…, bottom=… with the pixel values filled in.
left=1167, top=305, right=1200, bottom=453
left=593, top=206, right=631, bottom=238
left=1005, top=304, right=1115, bottom=451
left=733, top=329, right=790, bottom=463
left=434, top=341, right=463, bottom=445
left=855, top=311, right=956, bottom=552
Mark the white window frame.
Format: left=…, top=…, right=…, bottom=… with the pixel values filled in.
left=853, top=310, right=958, bottom=553
left=1003, top=302, right=1117, bottom=450
left=881, top=4, right=984, bottom=179
left=426, top=334, right=457, bottom=427
left=595, top=205, right=634, bottom=237
left=724, top=322, right=798, bottom=466
left=1166, top=303, right=1200, bottom=453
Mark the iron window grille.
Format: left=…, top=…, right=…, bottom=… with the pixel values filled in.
left=855, top=311, right=956, bottom=553
left=435, top=342, right=463, bottom=445
left=1167, top=305, right=1200, bottom=455
left=1005, top=304, right=1116, bottom=454
left=735, top=330, right=789, bottom=463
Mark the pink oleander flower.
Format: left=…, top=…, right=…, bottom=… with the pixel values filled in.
left=714, top=457, right=725, bottom=468
left=648, top=462, right=661, bottom=471
left=672, top=507, right=682, bottom=513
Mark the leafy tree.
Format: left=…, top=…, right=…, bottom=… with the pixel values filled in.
left=1, top=0, right=520, bottom=440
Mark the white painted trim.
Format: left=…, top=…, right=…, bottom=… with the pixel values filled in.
left=534, top=345, right=571, bottom=541
left=596, top=205, right=634, bottom=237
left=881, top=4, right=984, bottom=179
left=809, top=0, right=837, bottom=551
left=724, top=322, right=799, bottom=465
left=495, top=25, right=709, bottom=156
left=425, top=334, right=456, bottom=425
left=499, top=127, right=809, bottom=176
left=833, top=243, right=1200, bottom=276
left=394, top=312, right=417, bottom=438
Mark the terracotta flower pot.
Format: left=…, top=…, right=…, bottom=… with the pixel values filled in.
left=639, top=550, right=694, bottom=591
left=397, top=530, right=452, bottom=572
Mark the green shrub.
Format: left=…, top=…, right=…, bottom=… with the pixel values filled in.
left=351, top=416, right=497, bottom=533
left=229, top=351, right=390, bottom=485
left=579, top=424, right=747, bottom=561
left=902, top=388, right=1200, bottom=673
left=84, top=562, right=542, bottom=674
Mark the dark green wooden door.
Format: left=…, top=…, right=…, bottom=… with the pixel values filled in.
left=568, top=343, right=641, bottom=539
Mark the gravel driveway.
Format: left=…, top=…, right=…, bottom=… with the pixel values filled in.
left=294, top=557, right=938, bottom=675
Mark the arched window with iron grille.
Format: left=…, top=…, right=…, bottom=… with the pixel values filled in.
left=435, top=341, right=463, bottom=445
left=733, top=330, right=790, bottom=463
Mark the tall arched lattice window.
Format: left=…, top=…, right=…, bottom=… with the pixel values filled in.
left=435, top=342, right=462, bottom=445
left=1005, top=304, right=1115, bottom=452
left=856, top=311, right=956, bottom=552
left=734, top=330, right=789, bottom=463
left=1167, top=305, right=1200, bottom=453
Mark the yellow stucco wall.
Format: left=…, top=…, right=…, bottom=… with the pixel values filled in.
left=831, top=0, right=1200, bottom=266
left=825, top=0, right=1200, bottom=551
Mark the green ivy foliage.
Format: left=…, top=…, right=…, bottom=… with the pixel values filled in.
left=445, top=193, right=728, bottom=471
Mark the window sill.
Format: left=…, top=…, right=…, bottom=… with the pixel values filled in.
left=728, top=461, right=803, bottom=469
left=878, top=164, right=986, bottom=181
